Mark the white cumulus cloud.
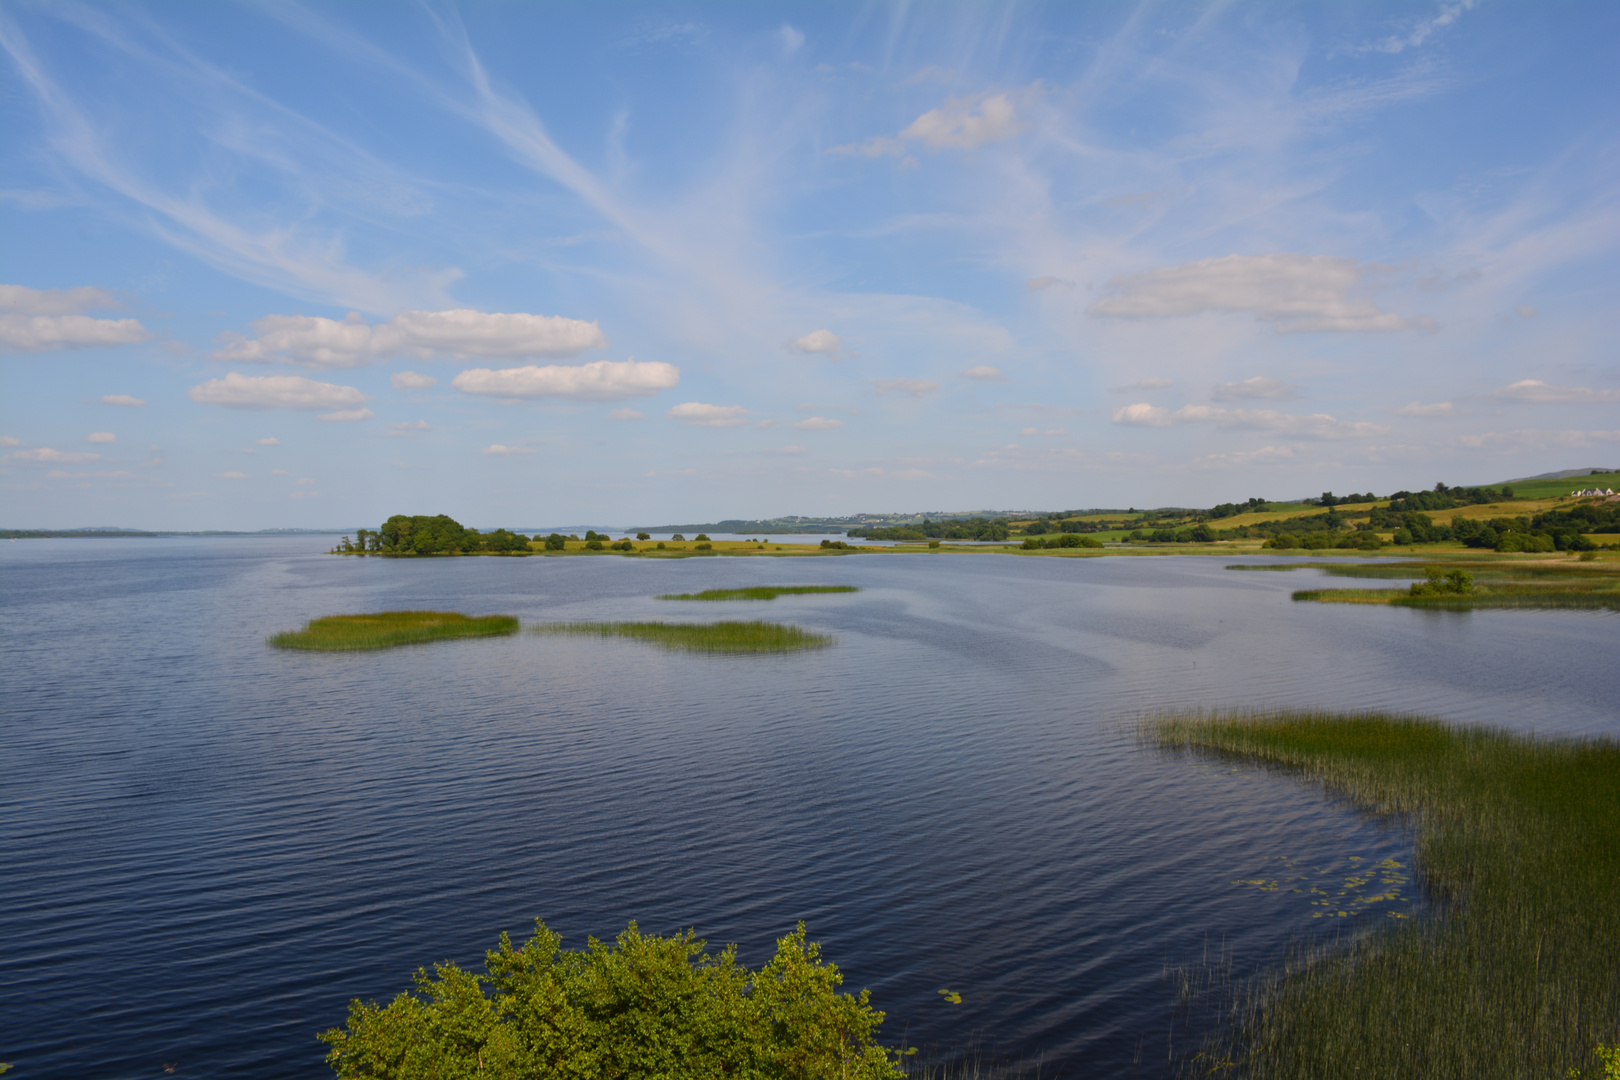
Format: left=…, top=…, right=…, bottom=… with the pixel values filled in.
left=1088, top=254, right=1424, bottom=334
left=668, top=402, right=749, bottom=427
left=1111, top=377, right=1174, bottom=392
left=187, top=372, right=370, bottom=411
left=1492, top=380, right=1620, bottom=404
left=318, top=409, right=375, bottom=422
left=101, top=394, right=146, bottom=407
left=1212, top=377, right=1300, bottom=401
left=0, top=436, right=20, bottom=446
left=874, top=378, right=940, bottom=398
left=608, top=409, right=645, bottom=421
left=452, top=359, right=679, bottom=401
left=1112, top=402, right=1172, bottom=427
left=482, top=444, right=536, bottom=455
left=1025, top=276, right=1073, bottom=292
left=85, top=432, right=116, bottom=443
left=391, top=370, right=438, bottom=390
left=10, top=447, right=102, bottom=463
left=1, top=315, right=152, bottom=352
left=788, top=329, right=844, bottom=356
left=1114, top=402, right=1384, bottom=439
left=900, top=91, right=1026, bottom=150
left=1, top=284, right=152, bottom=352
left=257, top=437, right=280, bottom=445
left=216, top=471, right=248, bottom=479
left=213, top=309, right=609, bottom=369
left=963, top=365, right=1006, bottom=381
left=793, top=416, right=845, bottom=431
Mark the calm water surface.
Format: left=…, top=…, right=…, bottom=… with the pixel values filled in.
left=2, top=539, right=1615, bottom=1078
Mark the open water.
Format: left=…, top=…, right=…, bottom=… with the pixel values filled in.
left=1, top=538, right=1615, bottom=1078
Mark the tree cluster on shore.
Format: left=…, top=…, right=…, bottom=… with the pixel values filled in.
left=846, top=516, right=1010, bottom=541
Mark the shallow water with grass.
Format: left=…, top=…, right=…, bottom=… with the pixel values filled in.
left=270, top=610, right=519, bottom=650
left=1, top=542, right=1614, bottom=1079
left=533, top=619, right=833, bottom=653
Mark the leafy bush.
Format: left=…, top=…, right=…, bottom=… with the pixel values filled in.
left=320, top=921, right=906, bottom=1080
left=695, top=533, right=710, bottom=542
left=695, top=542, right=712, bottom=550
left=584, top=540, right=604, bottom=551
left=1409, top=568, right=1474, bottom=596
left=543, top=533, right=566, bottom=551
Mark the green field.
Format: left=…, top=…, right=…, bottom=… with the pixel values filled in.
left=533, top=620, right=833, bottom=653
left=1148, top=710, right=1620, bottom=1080
left=656, top=585, right=860, bottom=601
left=1498, top=470, right=1620, bottom=500
left=269, top=611, right=519, bottom=651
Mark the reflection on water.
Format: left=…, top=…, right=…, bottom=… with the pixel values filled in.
left=1, top=540, right=1613, bottom=1078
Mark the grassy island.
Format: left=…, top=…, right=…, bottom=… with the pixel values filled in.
left=270, top=611, right=519, bottom=651
left=1149, top=710, right=1620, bottom=1080
left=656, top=585, right=860, bottom=601
left=1239, top=558, right=1620, bottom=610
left=533, top=620, right=833, bottom=654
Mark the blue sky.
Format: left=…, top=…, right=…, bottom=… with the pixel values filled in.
left=2, top=1, right=1617, bottom=529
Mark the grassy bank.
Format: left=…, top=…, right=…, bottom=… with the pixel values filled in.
left=270, top=611, right=519, bottom=651
left=1238, top=558, right=1620, bottom=610
left=1148, top=710, right=1620, bottom=1080
left=656, top=585, right=860, bottom=601
left=533, top=620, right=833, bottom=653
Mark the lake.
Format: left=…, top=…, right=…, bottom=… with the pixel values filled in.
left=1, top=538, right=1614, bottom=1078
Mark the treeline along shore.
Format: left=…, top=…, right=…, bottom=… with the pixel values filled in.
left=329, top=471, right=1620, bottom=559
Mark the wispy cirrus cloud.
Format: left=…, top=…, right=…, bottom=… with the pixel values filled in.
left=667, top=402, right=748, bottom=427
left=874, top=378, right=939, bottom=398
left=1491, top=380, right=1620, bottom=405
left=1088, top=255, right=1429, bottom=334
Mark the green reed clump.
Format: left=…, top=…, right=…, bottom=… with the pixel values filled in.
left=657, top=585, right=860, bottom=601
left=533, top=620, right=833, bottom=653
left=270, top=611, right=519, bottom=651
left=1147, top=710, right=1620, bottom=1080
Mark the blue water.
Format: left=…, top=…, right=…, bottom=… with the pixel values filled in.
left=2, top=539, right=1614, bottom=1078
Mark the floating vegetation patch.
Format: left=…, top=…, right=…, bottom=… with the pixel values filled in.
left=270, top=611, right=519, bottom=651
left=1230, top=854, right=1413, bottom=920
left=533, top=620, right=833, bottom=653
left=656, top=585, right=860, bottom=601
left=1147, top=709, right=1620, bottom=1080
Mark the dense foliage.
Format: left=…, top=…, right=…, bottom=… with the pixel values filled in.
left=337, top=515, right=535, bottom=555
left=1385, top=482, right=1514, bottom=512
left=320, top=921, right=905, bottom=1080
left=846, top=517, right=1009, bottom=541
left=1022, top=534, right=1104, bottom=549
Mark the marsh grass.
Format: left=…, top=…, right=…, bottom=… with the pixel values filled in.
left=532, top=620, right=833, bottom=653
left=269, top=610, right=519, bottom=651
left=1264, top=559, right=1620, bottom=610
left=656, top=585, right=860, bottom=601
left=1147, top=710, right=1620, bottom=1080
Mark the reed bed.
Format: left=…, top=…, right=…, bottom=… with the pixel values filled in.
left=269, top=610, right=519, bottom=651
left=1147, top=709, right=1620, bottom=1080
left=656, top=585, right=860, bottom=601
left=532, top=620, right=833, bottom=653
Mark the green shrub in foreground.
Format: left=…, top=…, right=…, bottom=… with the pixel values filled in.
left=319, top=921, right=906, bottom=1080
